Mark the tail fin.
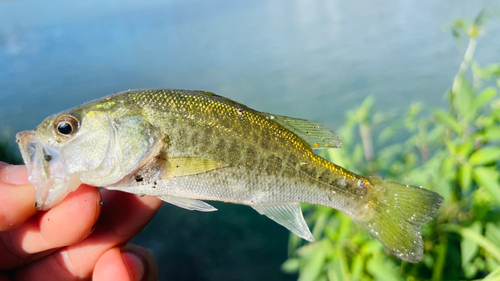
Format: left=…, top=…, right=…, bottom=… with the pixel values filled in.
left=354, top=178, right=443, bottom=263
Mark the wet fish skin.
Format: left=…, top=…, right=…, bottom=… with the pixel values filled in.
left=111, top=90, right=373, bottom=219
left=16, top=89, right=443, bottom=263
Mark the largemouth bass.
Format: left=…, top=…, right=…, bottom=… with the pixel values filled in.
left=16, top=89, right=442, bottom=263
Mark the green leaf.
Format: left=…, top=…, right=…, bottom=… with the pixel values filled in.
left=473, top=9, right=489, bottom=27
left=451, top=27, right=462, bottom=43
left=427, top=125, right=446, bottom=144
left=458, top=164, right=472, bottom=191
left=461, top=222, right=482, bottom=269
left=486, top=257, right=500, bottom=274
left=445, top=140, right=457, bottom=155
left=482, top=264, right=500, bottom=281
left=326, top=263, right=342, bottom=281
left=470, top=147, right=500, bottom=166
left=494, top=105, right=500, bottom=115
left=433, top=109, right=462, bottom=134
left=377, top=123, right=401, bottom=144
left=351, top=96, right=375, bottom=124
left=326, top=250, right=350, bottom=281
left=477, top=127, right=500, bottom=142
left=456, top=139, right=473, bottom=157
left=312, top=209, right=329, bottom=238
left=351, top=255, right=364, bottom=281
left=298, top=243, right=326, bottom=281
left=377, top=144, right=404, bottom=168
left=474, top=87, right=497, bottom=109
left=366, top=258, right=403, bottom=281
left=281, top=258, right=300, bottom=274
left=440, top=157, right=456, bottom=181
left=432, top=240, right=448, bottom=281
left=486, top=223, right=500, bottom=249
left=359, top=239, right=383, bottom=256
left=444, top=224, right=500, bottom=262
left=451, top=75, right=475, bottom=121
left=451, top=19, right=468, bottom=42
left=473, top=167, right=500, bottom=204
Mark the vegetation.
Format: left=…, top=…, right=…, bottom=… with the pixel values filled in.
left=0, top=11, right=498, bottom=281
left=282, top=12, right=500, bottom=281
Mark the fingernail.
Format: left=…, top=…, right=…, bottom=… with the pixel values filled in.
left=0, top=164, right=30, bottom=185
left=122, top=252, right=146, bottom=281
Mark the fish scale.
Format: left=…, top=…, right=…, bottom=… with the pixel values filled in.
left=16, top=89, right=443, bottom=263
left=117, top=90, right=426, bottom=227
left=124, top=90, right=362, bottom=196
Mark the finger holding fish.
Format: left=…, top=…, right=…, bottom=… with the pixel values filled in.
left=0, top=164, right=36, bottom=231
left=0, top=161, right=160, bottom=280
left=0, top=183, right=100, bottom=270
left=12, top=189, right=162, bottom=280
left=92, top=244, right=159, bottom=281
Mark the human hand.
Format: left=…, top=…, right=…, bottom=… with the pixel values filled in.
left=0, top=161, right=163, bottom=281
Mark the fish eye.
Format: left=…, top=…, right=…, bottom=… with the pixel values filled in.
left=58, top=122, right=72, bottom=135
left=54, top=114, right=79, bottom=137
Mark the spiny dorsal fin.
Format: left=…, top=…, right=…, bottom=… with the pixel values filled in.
left=264, top=114, right=342, bottom=149
left=194, top=91, right=341, bottom=149
left=161, top=157, right=228, bottom=179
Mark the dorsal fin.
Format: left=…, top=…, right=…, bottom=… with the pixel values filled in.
left=194, top=90, right=341, bottom=149
left=264, top=114, right=342, bottom=149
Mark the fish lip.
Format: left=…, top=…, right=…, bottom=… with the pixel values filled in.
left=16, top=130, right=65, bottom=210
left=16, top=130, right=42, bottom=178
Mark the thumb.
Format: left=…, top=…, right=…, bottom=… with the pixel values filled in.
left=93, top=244, right=159, bottom=281
left=121, top=244, right=159, bottom=281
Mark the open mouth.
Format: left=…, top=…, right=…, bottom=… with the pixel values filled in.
left=16, top=130, right=72, bottom=210
left=17, top=131, right=54, bottom=185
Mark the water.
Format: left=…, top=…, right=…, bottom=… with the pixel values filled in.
left=0, top=0, right=499, bottom=280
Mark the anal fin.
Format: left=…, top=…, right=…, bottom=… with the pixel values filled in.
left=252, top=203, right=314, bottom=242
left=158, top=196, right=217, bottom=212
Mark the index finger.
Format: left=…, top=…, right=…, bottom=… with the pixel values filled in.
left=0, top=162, right=30, bottom=186
left=0, top=163, right=37, bottom=231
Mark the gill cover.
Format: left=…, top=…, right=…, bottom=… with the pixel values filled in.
left=69, top=112, right=162, bottom=186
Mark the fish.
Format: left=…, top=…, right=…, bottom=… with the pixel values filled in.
left=16, top=89, right=443, bottom=263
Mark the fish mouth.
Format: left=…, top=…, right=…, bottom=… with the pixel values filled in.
left=16, top=131, right=80, bottom=210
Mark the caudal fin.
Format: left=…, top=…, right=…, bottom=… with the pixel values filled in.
left=354, top=178, right=443, bottom=263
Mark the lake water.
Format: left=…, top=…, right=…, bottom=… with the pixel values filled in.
left=0, top=0, right=499, bottom=280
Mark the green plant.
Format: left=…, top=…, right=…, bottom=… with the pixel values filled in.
left=283, top=11, right=500, bottom=281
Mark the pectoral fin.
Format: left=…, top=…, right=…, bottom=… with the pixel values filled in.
left=162, top=157, right=228, bottom=179
left=158, top=196, right=217, bottom=212
left=252, top=203, right=314, bottom=242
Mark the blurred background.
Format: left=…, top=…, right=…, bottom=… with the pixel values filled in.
left=1, top=0, right=499, bottom=280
